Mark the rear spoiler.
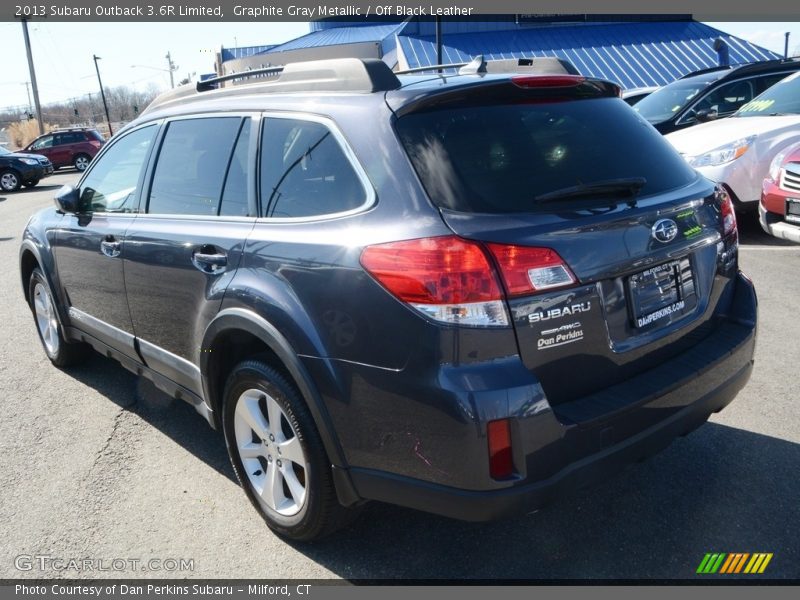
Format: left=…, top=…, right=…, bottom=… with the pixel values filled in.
left=389, top=75, right=621, bottom=118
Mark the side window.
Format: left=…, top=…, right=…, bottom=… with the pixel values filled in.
left=695, top=80, right=754, bottom=115
left=219, top=119, right=251, bottom=217
left=31, top=135, right=53, bottom=150
left=260, top=118, right=367, bottom=218
left=756, top=73, right=790, bottom=95
left=147, top=117, right=242, bottom=216
left=79, top=125, right=157, bottom=213
left=54, top=132, right=80, bottom=146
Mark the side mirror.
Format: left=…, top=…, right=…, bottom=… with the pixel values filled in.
left=54, top=185, right=80, bottom=213
left=696, top=108, right=719, bottom=122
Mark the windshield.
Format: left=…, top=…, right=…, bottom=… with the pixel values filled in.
left=397, top=97, right=697, bottom=214
left=0, top=147, right=11, bottom=156
left=736, top=72, right=800, bottom=117
left=633, top=80, right=710, bottom=123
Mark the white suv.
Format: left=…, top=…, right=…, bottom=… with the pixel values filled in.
left=665, top=71, right=800, bottom=210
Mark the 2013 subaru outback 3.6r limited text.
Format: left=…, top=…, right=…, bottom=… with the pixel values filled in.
left=20, top=59, right=757, bottom=541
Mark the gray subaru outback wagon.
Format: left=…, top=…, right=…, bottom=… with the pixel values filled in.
left=20, top=58, right=756, bottom=540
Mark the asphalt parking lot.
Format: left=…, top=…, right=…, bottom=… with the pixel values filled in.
left=1, top=171, right=798, bottom=580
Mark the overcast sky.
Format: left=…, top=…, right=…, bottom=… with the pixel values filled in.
left=1, top=21, right=798, bottom=111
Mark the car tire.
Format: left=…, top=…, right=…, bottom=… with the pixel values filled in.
left=28, top=268, right=90, bottom=368
left=222, top=359, right=360, bottom=541
left=0, top=169, right=22, bottom=192
left=23, top=179, right=40, bottom=188
left=73, top=153, right=91, bottom=171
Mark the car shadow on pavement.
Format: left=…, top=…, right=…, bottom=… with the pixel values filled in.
left=63, top=353, right=236, bottom=483
left=294, top=422, right=800, bottom=580
left=14, top=184, right=63, bottom=195
left=60, top=355, right=799, bottom=580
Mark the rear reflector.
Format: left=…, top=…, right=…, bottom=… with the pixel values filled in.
left=486, top=244, right=576, bottom=296
left=487, top=419, right=513, bottom=479
left=360, top=236, right=509, bottom=327
left=511, top=75, right=585, bottom=88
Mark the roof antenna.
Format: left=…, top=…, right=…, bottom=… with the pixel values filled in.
left=458, top=54, right=487, bottom=75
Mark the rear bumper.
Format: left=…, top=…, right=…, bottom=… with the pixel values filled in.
left=348, top=272, right=757, bottom=521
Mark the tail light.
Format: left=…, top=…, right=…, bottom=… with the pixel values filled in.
left=360, top=236, right=576, bottom=327
left=511, top=75, right=585, bottom=88
left=487, top=419, right=514, bottom=479
left=360, top=236, right=508, bottom=327
left=716, top=185, right=737, bottom=237
left=485, top=244, right=575, bottom=296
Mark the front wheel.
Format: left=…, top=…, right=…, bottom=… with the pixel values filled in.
left=0, top=169, right=21, bottom=192
left=222, top=360, right=359, bottom=541
left=28, top=268, right=90, bottom=367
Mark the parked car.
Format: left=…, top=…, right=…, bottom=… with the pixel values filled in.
left=0, top=146, right=53, bottom=192
left=621, top=85, right=659, bottom=106
left=634, top=59, right=800, bottom=134
left=23, top=127, right=105, bottom=172
left=20, top=58, right=756, bottom=541
left=666, top=71, right=800, bottom=211
left=759, top=142, right=800, bottom=242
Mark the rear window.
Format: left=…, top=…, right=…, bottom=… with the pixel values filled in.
left=88, top=130, right=105, bottom=142
left=396, top=97, right=697, bottom=214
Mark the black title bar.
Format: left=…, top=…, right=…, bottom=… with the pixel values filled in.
left=3, top=1, right=800, bottom=22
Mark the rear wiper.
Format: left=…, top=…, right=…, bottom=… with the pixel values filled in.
left=533, top=177, right=647, bottom=206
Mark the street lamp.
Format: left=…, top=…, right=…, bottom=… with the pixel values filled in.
left=92, top=54, right=112, bottom=136
left=131, top=51, right=179, bottom=89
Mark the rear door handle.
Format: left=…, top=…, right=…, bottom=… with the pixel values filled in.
left=192, top=246, right=227, bottom=274
left=100, top=236, right=121, bottom=258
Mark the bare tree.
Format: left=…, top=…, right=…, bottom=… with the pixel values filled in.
left=0, top=83, right=162, bottom=133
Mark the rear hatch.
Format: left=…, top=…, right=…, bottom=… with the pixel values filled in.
left=391, top=75, right=739, bottom=406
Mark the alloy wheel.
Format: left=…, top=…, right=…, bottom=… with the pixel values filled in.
left=233, top=389, right=308, bottom=516
left=1, top=171, right=19, bottom=191
left=33, top=282, right=60, bottom=356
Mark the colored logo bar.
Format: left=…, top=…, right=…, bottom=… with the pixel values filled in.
left=696, top=553, right=773, bottom=574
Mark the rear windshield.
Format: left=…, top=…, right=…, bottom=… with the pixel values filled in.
left=88, top=130, right=105, bottom=142
left=396, top=97, right=697, bottom=214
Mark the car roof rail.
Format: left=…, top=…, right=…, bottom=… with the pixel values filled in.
left=143, top=58, right=401, bottom=114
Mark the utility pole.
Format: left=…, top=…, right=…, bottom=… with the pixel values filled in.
left=22, top=82, right=32, bottom=113
left=93, top=54, right=113, bottom=136
left=165, top=51, right=177, bottom=89
left=785, top=33, right=791, bottom=59
left=20, top=18, right=44, bottom=134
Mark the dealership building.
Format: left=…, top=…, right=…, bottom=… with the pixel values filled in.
left=213, top=16, right=780, bottom=89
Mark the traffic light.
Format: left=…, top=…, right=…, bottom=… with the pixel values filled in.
left=74, top=108, right=79, bottom=117
left=27, top=112, right=34, bottom=120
